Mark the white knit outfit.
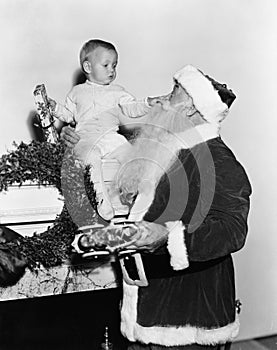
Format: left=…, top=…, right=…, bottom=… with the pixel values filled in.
left=55, top=80, right=150, bottom=219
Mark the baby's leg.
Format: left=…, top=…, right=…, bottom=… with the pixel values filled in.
left=104, top=141, right=133, bottom=164
left=86, top=149, right=114, bottom=221
left=102, top=141, right=155, bottom=221
left=102, top=142, right=134, bottom=215
left=128, top=180, right=156, bottom=222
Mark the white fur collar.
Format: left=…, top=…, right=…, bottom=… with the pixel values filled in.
left=172, top=122, right=220, bottom=151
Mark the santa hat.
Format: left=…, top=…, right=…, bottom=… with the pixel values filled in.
left=173, top=65, right=236, bottom=123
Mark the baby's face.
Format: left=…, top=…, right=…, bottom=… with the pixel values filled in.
left=84, top=46, right=118, bottom=85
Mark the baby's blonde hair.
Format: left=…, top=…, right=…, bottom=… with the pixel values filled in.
left=79, top=39, right=117, bottom=73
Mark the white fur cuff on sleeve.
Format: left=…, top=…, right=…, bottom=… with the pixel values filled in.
left=165, top=221, right=189, bottom=270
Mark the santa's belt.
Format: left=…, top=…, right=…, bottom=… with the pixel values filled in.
left=141, top=254, right=229, bottom=279
left=119, top=252, right=229, bottom=286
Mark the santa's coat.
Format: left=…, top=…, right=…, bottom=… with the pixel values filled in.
left=120, top=132, right=252, bottom=347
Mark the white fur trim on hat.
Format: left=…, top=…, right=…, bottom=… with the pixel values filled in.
left=166, top=221, right=189, bottom=270
left=173, top=65, right=229, bottom=123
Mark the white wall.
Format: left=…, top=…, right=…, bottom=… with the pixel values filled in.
left=0, top=0, right=276, bottom=341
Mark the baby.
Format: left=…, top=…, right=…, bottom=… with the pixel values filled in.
left=49, top=39, right=158, bottom=220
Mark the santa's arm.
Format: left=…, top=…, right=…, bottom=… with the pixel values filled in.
left=141, top=149, right=252, bottom=268
left=181, top=159, right=252, bottom=262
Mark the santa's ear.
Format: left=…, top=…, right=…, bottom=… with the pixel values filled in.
left=82, top=61, right=91, bottom=74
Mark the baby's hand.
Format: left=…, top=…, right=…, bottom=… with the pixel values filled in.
left=147, top=95, right=170, bottom=107
left=147, top=96, right=171, bottom=111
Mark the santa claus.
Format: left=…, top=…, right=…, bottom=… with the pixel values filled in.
left=65, top=64, right=252, bottom=349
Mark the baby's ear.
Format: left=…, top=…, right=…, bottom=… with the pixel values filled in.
left=82, top=61, right=91, bottom=74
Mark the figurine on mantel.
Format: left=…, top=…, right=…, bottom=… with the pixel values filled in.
left=33, top=83, right=59, bottom=143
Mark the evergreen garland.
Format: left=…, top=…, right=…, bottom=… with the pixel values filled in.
left=0, top=140, right=98, bottom=270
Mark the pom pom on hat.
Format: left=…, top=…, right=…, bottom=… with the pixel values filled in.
left=173, top=65, right=236, bottom=123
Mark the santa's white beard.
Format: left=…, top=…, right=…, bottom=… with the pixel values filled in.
left=114, top=104, right=193, bottom=201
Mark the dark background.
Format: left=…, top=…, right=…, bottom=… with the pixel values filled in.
left=0, top=288, right=128, bottom=350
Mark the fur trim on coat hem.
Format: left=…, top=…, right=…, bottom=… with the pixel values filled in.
left=120, top=282, right=239, bottom=346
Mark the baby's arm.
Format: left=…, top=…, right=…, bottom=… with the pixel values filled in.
left=118, top=90, right=151, bottom=118
left=49, top=94, right=76, bottom=125
left=118, top=89, right=171, bottom=118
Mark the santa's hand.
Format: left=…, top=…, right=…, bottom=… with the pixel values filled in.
left=127, top=221, right=169, bottom=253
left=60, top=125, right=80, bottom=148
